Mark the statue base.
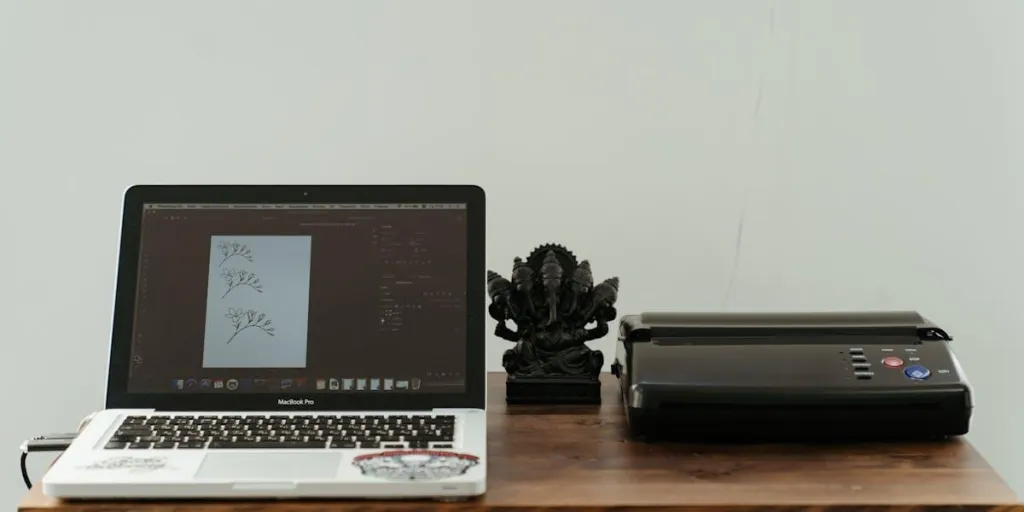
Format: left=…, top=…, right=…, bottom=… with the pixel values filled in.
left=505, top=375, right=601, bottom=405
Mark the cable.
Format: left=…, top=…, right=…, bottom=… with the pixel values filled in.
left=20, top=451, right=31, bottom=490
left=19, top=433, right=79, bottom=490
left=18, top=414, right=96, bottom=490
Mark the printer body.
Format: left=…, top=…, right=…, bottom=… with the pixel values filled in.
left=612, top=311, right=972, bottom=441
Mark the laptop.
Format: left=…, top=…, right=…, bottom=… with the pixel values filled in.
left=43, top=185, right=487, bottom=500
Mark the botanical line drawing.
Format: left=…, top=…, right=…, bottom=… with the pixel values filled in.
left=225, top=308, right=275, bottom=344
left=220, top=268, right=263, bottom=299
left=218, top=241, right=253, bottom=267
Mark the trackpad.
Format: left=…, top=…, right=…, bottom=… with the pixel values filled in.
left=196, top=452, right=343, bottom=480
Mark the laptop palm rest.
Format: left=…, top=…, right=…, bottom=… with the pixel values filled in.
left=196, top=452, right=343, bottom=480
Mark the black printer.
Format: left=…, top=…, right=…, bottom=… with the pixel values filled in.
left=611, top=311, right=972, bottom=441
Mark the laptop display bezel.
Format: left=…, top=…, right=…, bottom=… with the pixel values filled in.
left=105, top=184, right=485, bottom=411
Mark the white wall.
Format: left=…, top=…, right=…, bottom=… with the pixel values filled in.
left=1, top=0, right=1021, bottom=506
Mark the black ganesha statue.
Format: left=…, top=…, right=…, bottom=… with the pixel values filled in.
left=487, top=244, right=619, bottom=404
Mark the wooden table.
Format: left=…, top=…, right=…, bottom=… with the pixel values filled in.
left=20, top=373, right=1020, bottom=511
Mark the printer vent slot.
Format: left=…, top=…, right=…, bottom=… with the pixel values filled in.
left=637, top=399, right=969, bottom=440
left=658, top=402, right=946, bottom=413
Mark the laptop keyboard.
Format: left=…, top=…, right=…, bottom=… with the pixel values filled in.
left=104, top=414, right=456, bottom=450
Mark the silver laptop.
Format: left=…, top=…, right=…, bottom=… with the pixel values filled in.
left=44, top=185, right=487, bottom=500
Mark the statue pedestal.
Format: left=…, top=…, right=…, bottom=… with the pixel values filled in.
left=505, top=375, right=601, bottom=405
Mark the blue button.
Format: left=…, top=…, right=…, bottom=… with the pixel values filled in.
left=905, top=365, right=930, bottom=380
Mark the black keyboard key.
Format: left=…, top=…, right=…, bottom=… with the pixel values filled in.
left=152, top=442, right=177, bottom=449
left=117, top=429, right=154, bottom=436
left=104, top=442, right=127, bottom=449
left=434, top=443, right=454, bottom=449
left=208, top=441, right=325, bottom=449
left=127, top=442, right=151, bottom=449
left=178, top=441, right=207, bottom=449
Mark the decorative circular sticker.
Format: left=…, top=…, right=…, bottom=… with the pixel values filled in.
left=352, top=450, right=480, bottom=481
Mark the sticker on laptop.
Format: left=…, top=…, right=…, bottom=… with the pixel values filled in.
left=352, top=450, right=479, bottom=481
left=80, top=455, right=171, bottom=473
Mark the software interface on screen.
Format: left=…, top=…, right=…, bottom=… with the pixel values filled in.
left=127, top=203, right=468, bottom=394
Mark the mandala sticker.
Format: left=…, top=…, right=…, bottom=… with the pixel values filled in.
left=352, top=450, right=480, bottom=481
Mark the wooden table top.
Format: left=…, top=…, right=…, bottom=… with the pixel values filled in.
left=20, top=373, right=1019, bottom=511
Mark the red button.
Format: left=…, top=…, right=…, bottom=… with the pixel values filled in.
left=882, top=356, right=904, bottom=368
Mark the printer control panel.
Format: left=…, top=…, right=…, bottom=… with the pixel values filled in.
left=843, top=344, right=960, bottom=384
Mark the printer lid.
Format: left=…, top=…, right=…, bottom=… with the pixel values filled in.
left=619, top=311, right=951, bottom=343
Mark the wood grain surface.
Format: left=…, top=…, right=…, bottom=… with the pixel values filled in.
left=19, top=373, right=1020, bottom=511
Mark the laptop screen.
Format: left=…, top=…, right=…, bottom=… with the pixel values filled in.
left=126, top=202, right=467, bottom=395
